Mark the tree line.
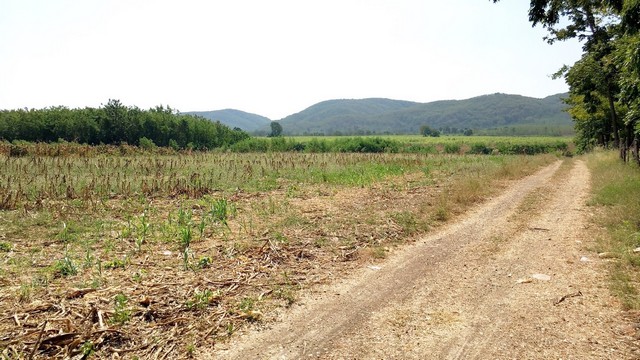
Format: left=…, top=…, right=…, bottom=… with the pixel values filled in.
left=495, top=0, right=640, bottom=163
left=0, top=99, right=249, bottom=150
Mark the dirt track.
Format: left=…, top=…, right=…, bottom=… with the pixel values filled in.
left=215, top=159, right=637, bottom=359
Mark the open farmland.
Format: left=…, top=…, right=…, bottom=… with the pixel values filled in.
left=0, top=142, right=560, bottom=358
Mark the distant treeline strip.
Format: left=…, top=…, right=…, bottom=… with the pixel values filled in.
left=229, top=137, right=570, bottom=155
left=0, top=136, right=570, bottom=157
left=0, top=99, right=249, bottom=150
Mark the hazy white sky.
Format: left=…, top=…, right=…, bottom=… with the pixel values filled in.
left=0, top=0, right=583, bottom=119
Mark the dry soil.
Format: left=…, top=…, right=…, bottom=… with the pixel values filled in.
left=215, top=159, right=638, bottom=359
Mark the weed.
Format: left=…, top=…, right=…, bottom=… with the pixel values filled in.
left=196, top=256, right=212, bottom=269
left=0, top=242, right=12, bottom=252
left=83, top=249, right=95, bottom=269
left=434, top=204, right=450, bottom=222
left=103, top=258, right=126, bottom=270
left=370, top=246, right=387, bottom=259
left=186, top=343, right=196, bottom=357
left=178, top=207, right=192, bottom=227
left=238, top=296, right=256, bottom=312
left=186, top=289, right=219, bottom=310
left=392, top=211, right=422, bottom=235
left=54, top=255, right=78, bottom=277
left=80, top=341, right=95, bottom=357
left=314, top=237, right=328, bottom=248
left=17, top=283, right=32, bottom=302
left=111, top=293, right=132, bottom=325
left=198, top=216, right=207, bottom=239
left=135, top=209, right=150, bottom=252
left=209, top=198, right=233, bottom=227
left=179, top=226, right=193, bottom=270
left=272, top=232, right=289, bottom=245
left=132, top=270, right=145, bottom=283
left=121, top=219, right=134, bottom=239
left=56, top=222, right=75, bottom=243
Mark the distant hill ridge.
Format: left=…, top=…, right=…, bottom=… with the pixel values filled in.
left=188, top=93, right=572, bottom=136
left=184, top=109, right=271, bottom=132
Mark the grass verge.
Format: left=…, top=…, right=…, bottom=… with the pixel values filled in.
left=586, top=150, right=640, bottom=310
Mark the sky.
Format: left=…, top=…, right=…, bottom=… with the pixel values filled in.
left=0, top=0, right=584, bottom=120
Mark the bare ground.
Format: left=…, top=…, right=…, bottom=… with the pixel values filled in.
left=216, top=159, right=639, bottom=359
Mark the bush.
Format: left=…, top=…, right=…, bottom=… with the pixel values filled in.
left=333, top=137, right=400, bottom=153
left=230, top=138, right=269, bottom=152
left=305, top=138, right=330, bottom=153
left=444, top=143, right=460, bottom=154
left=138, top=137, right=156, bottom=150
left=469, top=143, right=492, bottom=155
left=168, top=139, right=180, bottom=151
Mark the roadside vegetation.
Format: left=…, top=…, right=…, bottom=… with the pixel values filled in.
left=586, top=150, right=640, bottom=310
left=0, top=143, right=558, bottom=358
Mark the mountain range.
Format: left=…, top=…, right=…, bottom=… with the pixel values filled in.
left=186, top=93, right=572, bottom=136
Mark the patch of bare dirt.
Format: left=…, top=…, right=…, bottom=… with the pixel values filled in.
left=216, top=160, right=639, bottom=359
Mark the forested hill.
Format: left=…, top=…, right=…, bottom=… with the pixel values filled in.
left=275, top=93, right=572, bottom=136
left=185, top=109, right=271, bottom=132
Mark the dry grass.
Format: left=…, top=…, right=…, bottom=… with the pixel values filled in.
left=0, top=149, right=557, bottom=358
left=585, top=150, right=640, bottom=310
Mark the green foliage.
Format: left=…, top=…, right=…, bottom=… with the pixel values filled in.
left=185, top=289, right=217, bottom=310
left=138, top=137, right=156, bottom=150
left=469, top=143, right=492, bottom=155
left=56, top=222, right=76, bottom=243
left=80, top=341, right=95, bottom=357
left=444, top=143, right=460, bottom=154
left=179, top=225, right=193, bottom=270
left=0, top=101, right=250, bottom=150
left=332, top=137, right=400, bottom=153
left=103, top=259, right=126, bottom=270
left=111, top=293, right=132, bottom=325
left=420, top=125, right=440, bottom=137
left=269, top=122, right=283, bottom=137
left=209, top=198, right=233, bottom=227
left=197, top=256, right=212, bottom=269
left=0, top=242, right=12, bottom=252
left=494, top=1, right=639, bottom=161
left=54, top=255, right=78, bottom=277
left=238, top=296, right=256, bottom=311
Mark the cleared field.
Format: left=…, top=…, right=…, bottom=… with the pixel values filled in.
left=0, top=149, right=558, bottom=358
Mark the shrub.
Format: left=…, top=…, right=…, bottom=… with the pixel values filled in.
left=305, top=138, right=330, bottom=153
left=138, top=137, right=156, bottom=150
left=469, top=143, right=492, bottom=155
left=444, top=143, right=460, bottom=154
left=333, top=137, right=400, bottom=153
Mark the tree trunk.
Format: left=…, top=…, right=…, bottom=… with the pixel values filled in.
left=606, top=93, right=621, bottom=155
left=635, top=135, right=640, bottom=167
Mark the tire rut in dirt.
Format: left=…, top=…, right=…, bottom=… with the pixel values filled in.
left=217, top=161, right=564, bottom=359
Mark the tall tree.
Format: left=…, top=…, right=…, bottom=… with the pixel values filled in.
left=494, top=0, right=640, bottom=163
left=269, top=122, right=283, bottom=137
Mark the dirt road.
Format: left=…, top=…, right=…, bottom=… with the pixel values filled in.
left=216, top=159, right=637, bottom=359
